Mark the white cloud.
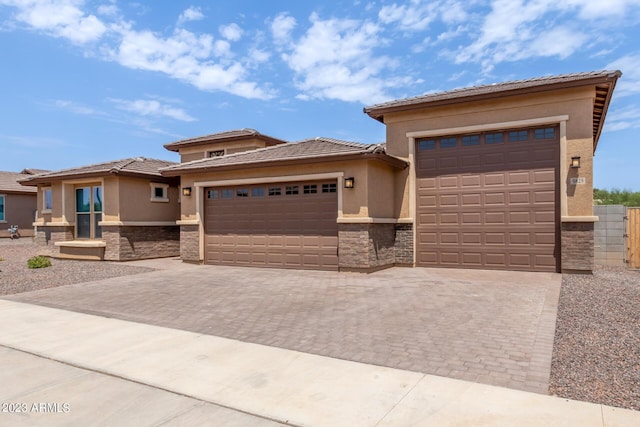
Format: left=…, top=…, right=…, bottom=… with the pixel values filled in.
left=53, top=99, right=101, bottom=115
left=453, top=0, right=640, bottom=72
left=97, top=4, right=118, bottom=17
left=378, top=0, right=467, bottom=31
left=0, top=0, right=106, bottom=43
left=607, top=54, right=640, bottom=96
left=281, top=13, right=410, bottom=104
left=177, top=6, right=204, bottom=26
left=109, top=98, right=196, bottom=122
left=271, top=13, right=296, bottom=45
left=219, top=22, right=243, bottom=41
left=605, top=106, right=640, bottom=132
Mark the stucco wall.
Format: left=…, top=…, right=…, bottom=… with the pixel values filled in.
left=177, top=138, right=274, bottom=163
left=177, top=159, right=399, bottom=222
left=381, top=86, right=597, bottom=219
left=117, top=176, right=180, bottom=222
left=0, top=193, right=36, bottom=237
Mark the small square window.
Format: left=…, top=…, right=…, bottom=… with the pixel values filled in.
left=418, top=139, right=436, bottom=150
left=208, top=150, right=225, bottom=157
left=285, top=185, right=299, bottom=195
left=509, top=130, right=528, bottom=142
left=485, top=133, right=503, bottom=144
left=207, top=189, right=219, bottom=199
left=440, top=137, right=457, bottom=148
left=221, top=189, right=234, bottom=199
left=534, top=127, right=555, bottom=139
left=268, top=187, right=281, bottom=196
left=236, top=188, right=249, bottom=197
left=322, top=183, right=337, bottom=193
left=303, top=184, right=317, bottom=194
left=462, top=135, right=480, bottom=146
left=150, top=183, right=169, bottom=202
left=252, top=187, right=265, bottom=197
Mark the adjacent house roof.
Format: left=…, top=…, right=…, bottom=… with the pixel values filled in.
left=20, top=157, right=178, bottom=186
left=161, top=137, right=407, bottom=176
left=0, top=171, right=38, bottom=194
left=164, top=128, right=288, bottom=152
left=364, top=70, right=622, bottom=150
left=20, top=168, right=50, bottom=175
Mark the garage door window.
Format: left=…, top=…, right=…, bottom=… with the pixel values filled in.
left=207, top=189, right=219, bottom=199
left=462, top=135, right=480, bottom=146
left=268, top=187, right=281, bottom=196
left=303, top=184, right=317, bottom=194
left=485, top=133, right=503, bottom=144
left=322, top=183, right=336, bottom=193
left=252, top=187, right=265, bottom=197
left=221, top=189, right=234, bottom=199
left=286, top=185, right=299, bottom=195
left=535, top=127, right=555, bottom=139
left=418, top=139, right=436, bottom=150
left=440, top=137, right=457, bottom=148
left=509, top=130, right=528, bottom=142
left=236, top=188, right=249, bottom=197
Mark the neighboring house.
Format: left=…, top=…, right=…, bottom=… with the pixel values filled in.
left=0, top=170, right=40, bottom=238
left=161, top=70, right=621, bottom=274
left=20, top=157, right=180, bottom=261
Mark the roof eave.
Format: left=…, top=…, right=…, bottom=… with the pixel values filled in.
left=19, top=170, right=170, bottom=185
left=593, top=79, right=619, bottom=153
left=364, top=72, right=623, bottom=122
left=164, top=134, right=287, bottom=152
left=161, top=152, right=408, bottom=177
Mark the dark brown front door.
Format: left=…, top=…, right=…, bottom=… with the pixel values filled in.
left=416, top=127, right=560, bottom=272
left=204, top=181, right=338, bottom=270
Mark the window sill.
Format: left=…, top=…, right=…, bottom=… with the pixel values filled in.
left=55, top=240, right=106, bottom=248
left=42, top=209, right=52, bottom=214
left=150, top=198, right=169, bottom=203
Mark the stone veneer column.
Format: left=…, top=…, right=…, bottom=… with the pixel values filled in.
left=35, top=225, right=74, bottom=246
left=561, top=222, right=594, bottom=273
left=180, top=225, right=201, bottom=263
left=394, top=223, right=414, bottom=266
left=103, top=225, right=180, bottom=261
left=338, top=223, right=396, bottom=271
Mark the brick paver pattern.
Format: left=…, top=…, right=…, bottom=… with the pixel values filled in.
left=5, top=262, right=561, bottom=394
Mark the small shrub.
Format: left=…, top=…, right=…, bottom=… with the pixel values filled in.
left=27, top=255, right=52, bottom=269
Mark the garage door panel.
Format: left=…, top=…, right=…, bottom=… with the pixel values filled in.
left=416, top=126, right=559, bottom=272
left=205, top=180, right=338, bottom=270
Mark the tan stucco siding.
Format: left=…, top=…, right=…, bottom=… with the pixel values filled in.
left=382, top=86, right=597, bottom=220
left=366, top=161, right=396, bottom=218
left=0, top=193, right=36, bottom=237
left=103, top=177, right=119, bottom=221
left=117, top=177, right=180, bottom=222
left=178, top=160, right=394, bottom=222
left=178, top=138, right=271, bottom=163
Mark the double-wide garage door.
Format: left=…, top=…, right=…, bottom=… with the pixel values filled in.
left=416, top=126, right=560, bottom=272
left=204, top=181, right=338, bottom=270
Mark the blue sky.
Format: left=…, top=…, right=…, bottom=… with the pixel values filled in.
left=1, top=0, right=640, bottom=189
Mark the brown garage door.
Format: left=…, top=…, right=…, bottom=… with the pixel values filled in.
left=416, top=126, right=559, bottom=272
left=204, top=181, right=338, bottom=270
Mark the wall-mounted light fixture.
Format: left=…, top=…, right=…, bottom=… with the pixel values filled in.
left=182, top=187, right=192, bottom=196
left=570, top=156, right=581, bottom=169
left=344, top=177, right=355, bottom=189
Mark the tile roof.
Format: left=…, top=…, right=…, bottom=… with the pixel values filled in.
left=161, top=137, right=403, bottom=175
left=364, top=70, right=622, bottom=120
left=19, top=157, right=178, bottom=185
left=0, top=171, right=38, bottom=193
left=164, top=128, right=288, bottom=152
left=20, top=168, right=50, bottom=175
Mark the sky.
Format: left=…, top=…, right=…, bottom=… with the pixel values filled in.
left=1, top=0, right=640, bottom=190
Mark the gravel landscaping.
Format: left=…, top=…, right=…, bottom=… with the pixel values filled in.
left=550, top=266, right=640, bottom=411
left=1, top=239, right=638, bottom=410
left=0, top=239, right=154, bottom=296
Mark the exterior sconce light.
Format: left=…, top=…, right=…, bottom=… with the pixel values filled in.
left=182, top=187, right=192, bottom=196
left=344, top=177, right=355, bottom=189
left=570, top=156, right=581, bottom=169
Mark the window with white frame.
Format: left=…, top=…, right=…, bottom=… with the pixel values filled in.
left=150, top=183, right=169, bottom=202
left=0, top=194, right=5, bottom=222
left=43, top=187, right=52, bottom=212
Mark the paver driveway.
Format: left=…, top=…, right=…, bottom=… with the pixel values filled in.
left=5, top=260, right=561, bottom=394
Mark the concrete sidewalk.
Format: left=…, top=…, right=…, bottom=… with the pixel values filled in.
left=1, top=300, right=638, bottom=427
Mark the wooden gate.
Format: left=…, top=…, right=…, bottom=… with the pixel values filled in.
left=627, top=208, right=640, bottom=269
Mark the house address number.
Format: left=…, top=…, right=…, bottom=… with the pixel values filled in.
left=570, top=177, right=586, bottom=185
